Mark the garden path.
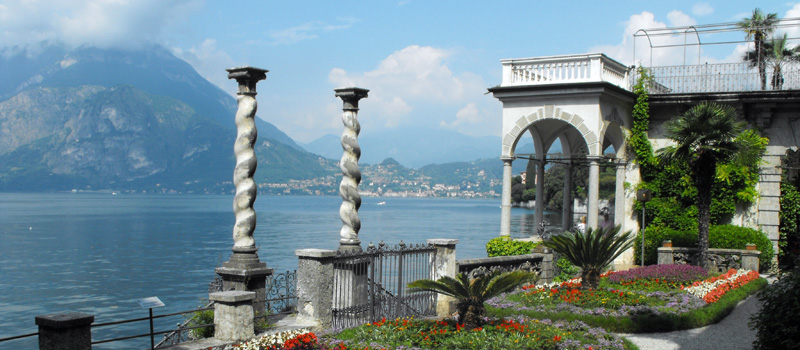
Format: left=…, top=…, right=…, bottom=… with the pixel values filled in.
left=616, top=275, right=773, bottom=350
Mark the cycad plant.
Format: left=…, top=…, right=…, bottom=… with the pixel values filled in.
left=407, top=270, right=536, bottom=329
left=543, top=225, right=633, bottom=289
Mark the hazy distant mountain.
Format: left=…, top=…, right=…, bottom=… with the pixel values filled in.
left=0, top=45, right=330, bottom=192
left=302, top=128, right=501, bottom=169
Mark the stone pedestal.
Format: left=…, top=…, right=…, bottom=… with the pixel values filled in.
left=35, top=312, right=94, bottom=350
left=209, top=291, right=255, bottom=342
left=215, top=246, right=273, bottom=316
left=428, top=239, right=458, bottom=317
left=295, top=249, right=337, bottom=329
left=742, top=249, right=761, bottom=272
left=333, top=256, right=371, bottom=324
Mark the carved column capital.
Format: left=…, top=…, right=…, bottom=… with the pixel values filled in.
left=335, top=87, right=370, bottom=110
left=227, top=67, right=268, bottom=95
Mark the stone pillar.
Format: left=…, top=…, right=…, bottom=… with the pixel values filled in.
left=428, top=239, right=458, bottom=317
left=216, top=67, right=273, bottom=316
left=587, top=159, right=600, bottom=230
left=614, top=162, right=627, bottom=232
left=562, top=163, right=573, bottom=232
left=295, top=249, right=337, bottom=329
left=539, top=252, right=554, bottom=284
left=742, top=247, right=761, bottom=272
left=500, top=156, right=514, bottom=236
left=209, top=291, right=255, bottom=342
left=335, top=87, right=370, bottom=252
left=534, top=157, right=546, bottom=230
left=36, top=312, right=94, bottom=350
left=657, top=247, right=674, bottom=265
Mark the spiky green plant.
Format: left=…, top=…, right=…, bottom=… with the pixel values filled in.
left=407, top=270, right=536, bottom=329
left=543, top=225, right=633, bottom=289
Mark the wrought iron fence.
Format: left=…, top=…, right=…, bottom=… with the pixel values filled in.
left=331, top=241, right=437, bottom=329
left=264, top=270, right=298, bottom=315
left=632, top=62, right=800, bottom=94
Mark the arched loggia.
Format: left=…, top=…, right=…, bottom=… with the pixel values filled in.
left=498, top=105, right=602, bottom=236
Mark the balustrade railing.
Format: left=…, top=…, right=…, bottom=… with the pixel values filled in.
left=501, top=53, right=630, bottom=89
left=501, top=54, right=800, bottom=95
left=632, top=61, right=800, bottom=94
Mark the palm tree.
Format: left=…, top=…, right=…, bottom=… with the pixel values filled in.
left=542, top=225, right=633, bottom=289
left=658, top=102, right=764, bottom=270
left=744, top=33, right=797, bottom=90
left=738, top=8, right=778, bottom=90
left=407, top=270, right=536, bottom=329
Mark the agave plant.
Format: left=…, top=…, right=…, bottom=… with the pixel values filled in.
left=407, top=270, right=536, bottom=329
left=543, top=225, right=633, bottom=289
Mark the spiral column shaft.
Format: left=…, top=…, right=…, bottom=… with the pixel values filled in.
left=227, top=67, right=268, bottom=249
left=335, top=87, right=369, bottom=252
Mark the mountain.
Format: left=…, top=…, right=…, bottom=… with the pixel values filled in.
left=0, top=45, right=329, bottom=192
left=302, top=128, right=501, bottom=169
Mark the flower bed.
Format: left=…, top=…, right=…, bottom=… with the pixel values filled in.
left=681, top=268, right=761, bottom=303
left=231, top=317, right=634, bottom=350
left=488, top=266, right=765, bottom=333
left=606, top=264, right=710, bottom=290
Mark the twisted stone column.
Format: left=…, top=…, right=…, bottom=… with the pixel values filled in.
left=216, top=67, right=272, bottom=316
left=335, top=87, right=369, bottom=252
left=227, top=67, right=267, bottom=249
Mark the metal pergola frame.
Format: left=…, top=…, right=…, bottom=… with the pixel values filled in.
left=633, top=17, right=800, bottom=67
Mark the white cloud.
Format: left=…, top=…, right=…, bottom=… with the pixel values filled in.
left=667, top=11, right=696, bottom=27
left=327, top=45, right=492, bottom=134
left=441, top=103, right=481, bottom=128
left=172, top=39, right=237, bottom=94
left=691, top=3, right=714, bottom=17
left=269, top=18, right=356, bottom=45
left=778, top=3, right=800, bottom=41
left=0, top=0, right=201, bottom=55
left=590, top=11, right=722, bottom=67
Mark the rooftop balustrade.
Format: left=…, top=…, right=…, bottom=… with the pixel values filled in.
left=500, top=53, right=631, bottom=90
left=500, top=53, right=800, bottom=94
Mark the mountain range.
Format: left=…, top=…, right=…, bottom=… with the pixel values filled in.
left=0, top=45, right=512, bottom=193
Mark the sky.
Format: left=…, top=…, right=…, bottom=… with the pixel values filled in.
left=1, top=1, right=799, bottom=143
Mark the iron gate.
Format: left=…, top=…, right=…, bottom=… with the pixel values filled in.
left=332, top=241, right=437, bottom=328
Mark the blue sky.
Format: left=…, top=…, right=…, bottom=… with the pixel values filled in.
left=1, top=1, right=798, bottom=143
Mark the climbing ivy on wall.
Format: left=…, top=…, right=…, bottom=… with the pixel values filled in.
left=628, top=68, right=766, bottom=230
left=780, top=177, right=800, bottom=268
left=628, top=67, right=657, bottom=179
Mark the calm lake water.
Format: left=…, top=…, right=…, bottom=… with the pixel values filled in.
left=0, top=193, right=560, bottom=349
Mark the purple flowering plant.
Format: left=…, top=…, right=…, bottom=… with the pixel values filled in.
left=605, top=264, right=711, bottom=291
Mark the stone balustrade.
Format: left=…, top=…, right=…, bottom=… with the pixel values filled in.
left=456, top=251, right=554, bottom=284
left=501, top=53, right=630, bottom=90
left=657, top=243, right=761, bottom=273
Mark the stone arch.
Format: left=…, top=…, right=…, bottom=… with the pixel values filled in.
left=599, top=121, right=627, bottom=158
left=502, top=105, right=600, bottom=158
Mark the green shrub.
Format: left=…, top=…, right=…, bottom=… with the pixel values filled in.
left=187, top=308, right=214, bottom=339
left=486, top=236, right=538, bottom=257
left=779, top=179, right=800, bottom=269
left=554, top=256, right=580, bottom=282
left=634, top=226, right=697, bottom=265
left=750, top=270, right=800, bottom=350
left=634, top=224, right=773, bottom=271
left=709, top=225, right=774, bottom=271
left=638, top=197, right=697, bottom=232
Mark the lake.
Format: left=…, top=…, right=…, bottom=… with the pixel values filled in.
left=0, top=193, right=561, bottom=348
